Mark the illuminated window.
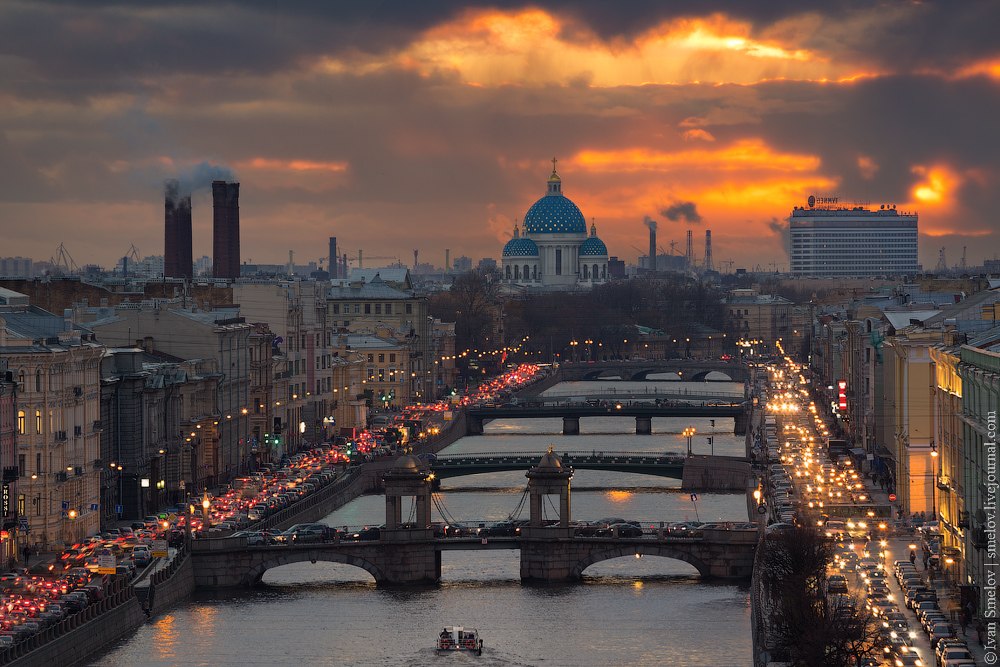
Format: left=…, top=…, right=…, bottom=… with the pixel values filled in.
left=35, top=410, right=42, bottom=434
left=17, top=411, right=25, bottom=435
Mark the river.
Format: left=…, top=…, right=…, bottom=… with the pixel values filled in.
left=94, top=381, right=753, bottom=667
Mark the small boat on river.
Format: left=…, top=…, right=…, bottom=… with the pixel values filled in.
left=436, top=626, right=483, bottom=655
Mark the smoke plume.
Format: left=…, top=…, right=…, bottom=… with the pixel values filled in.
left=662, top=201, right=702, bottom=224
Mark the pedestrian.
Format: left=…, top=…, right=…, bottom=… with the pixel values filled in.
left=922, top=552, right=929, bottom=570
left=22, top=544, right=30, bottom=564
left=960, top=610, right=969, bottom=636
left=909, top=549, right=917, bottom=566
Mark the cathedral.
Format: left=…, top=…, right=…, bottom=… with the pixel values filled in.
left=501, top=161, right=609, bottom=290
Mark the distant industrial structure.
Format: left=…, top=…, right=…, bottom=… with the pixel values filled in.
left=212, top=180, right=241, bottom=280
left=163, top=180, right=193, bottom=279
left=789, top=196, right=918, bottom=277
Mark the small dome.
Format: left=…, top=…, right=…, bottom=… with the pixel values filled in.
left=393, top=455, right=421, bottom=472
left=579, top=237, right=608, bottom=256
left=503, top=237, right=540, bottom=257
left=535, top=450, right=563, bottom=471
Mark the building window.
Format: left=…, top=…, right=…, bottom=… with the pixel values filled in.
left=367, top=354, right=374, bottom=362
left=385, top=304, right=392, bottom=315
left=365, top=304, right=371, bottom=314
left=375, top=304, right=382, bottom=315
left=17, top=410, right=25, bottom=435
left=555, top=248, right=562, bottom=275
left=35, top=410, right=41, bottom=434
left=390, top=353, right=396, bottom=362
left=406, top=303, right=412, bottom=315
left=378, top=354, right=385, bottom=363
left=35, top=369, right=42, bottom=393
left=367, top=368, right=375, bottom=380
left=333, top=304, right=340, bottom=314
left=36, top=453, right=41, bottom=475
left=378, top=369, right=385, bottom=382
left=353, top=304, right=360, bottom=314
left=18, top=454, right=24, bottom=477
left=505, top=265, right=511, bottom=279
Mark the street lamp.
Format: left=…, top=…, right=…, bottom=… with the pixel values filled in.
left=202, top=493, right=211, bottom=529
left=929, top=441, right=938, bottom=520
left=683, top=427, right=696, bottom=456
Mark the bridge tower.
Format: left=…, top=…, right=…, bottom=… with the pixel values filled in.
left=524, top=448, right=573, bottom=537
left=383, top=455, right=433, bottom=534
left=380, top=455, right=441, bottom=585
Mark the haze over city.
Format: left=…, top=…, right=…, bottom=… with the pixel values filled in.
left=2, top=0, right=998, bottom=269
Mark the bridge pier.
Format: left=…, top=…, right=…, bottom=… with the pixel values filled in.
left=635, top=416, right=652, bottom=435
left=467, top=416, right=484, bottom=435
left=562, top=416, right=580, bottom=435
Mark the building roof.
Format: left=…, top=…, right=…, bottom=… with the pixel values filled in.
left=0, top=305, right=94, bottom=340
left=328, top=274, right=413, bottom=300
left=883, top=310, right=941, bottom=330
left=348, top=268, right=411, bottom=289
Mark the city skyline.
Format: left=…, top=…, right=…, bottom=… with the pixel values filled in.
left=1, top=1, right=998, bottom=271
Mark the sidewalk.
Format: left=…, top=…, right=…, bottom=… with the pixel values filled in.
left=857, top=463, right=988, bottom=665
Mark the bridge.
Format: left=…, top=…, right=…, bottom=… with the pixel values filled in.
left=538, top=387, right=744, bottom=404
left=191, top=452, right=757, bottom=588
left=430, top=450, right=689, bottom=480
left=556, top=359, right=749, bottom=383
left=466, top=403, right=749, bottom=435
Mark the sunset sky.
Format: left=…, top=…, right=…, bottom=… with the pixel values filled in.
left=2, top=1, right=998, bottom=271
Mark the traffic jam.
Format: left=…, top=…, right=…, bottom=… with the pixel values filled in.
left=0, top=364, right=547, bottom=648
left=761, top=357, right=978, bottom=667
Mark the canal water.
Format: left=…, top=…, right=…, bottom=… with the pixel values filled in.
left=94, top=382, right=752, bottom=667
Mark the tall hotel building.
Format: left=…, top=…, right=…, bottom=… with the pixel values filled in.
left=789, top=196, right=918, bottom=277
left=212, top=180, right=241, bottom=280
left=163, top=180, right=193, bottom=279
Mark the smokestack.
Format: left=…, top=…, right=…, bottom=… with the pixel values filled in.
left=328, top=237, right=338, bottom=279
left=164, top=179, right=193, bottom=279
left=413, top=249, right=418, bottom=271
left=643, top=217, right=657, bottom=272
left=445, top=249, right=450, bottom=273
left=704, top=230, right=713, bottom=272
left=686, top=230, right=693, bottom=266
left=212, top=180, right=240, bottom=280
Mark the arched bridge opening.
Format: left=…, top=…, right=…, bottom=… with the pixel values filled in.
left=246, top=550, right=384, bottom=587
left=571, top=544, right=711, bottom=579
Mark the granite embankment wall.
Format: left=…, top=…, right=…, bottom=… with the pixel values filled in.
left=4, top=585, right=145, bottom=667
left=147, top=548, right=195, bottom=616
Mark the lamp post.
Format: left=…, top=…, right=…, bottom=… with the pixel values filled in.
left=683, top=427, right=696, bottom=457
left=201, top=492, right=211, bottom=530
left=929, top=441, right=938, bottom=520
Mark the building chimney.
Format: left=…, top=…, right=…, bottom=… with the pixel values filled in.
left=704, top=229, right=713, bottom=272
left=648, top=223, right=657, bottom=272
left=445, top=248, right=450, bottom=273
left=212, top=180, right=240, bottom=280
left=413, top=249, right=418, bottom=271
left=164, top=179, right=193, bottom=279
left=686, top=230, right=694, bottom=266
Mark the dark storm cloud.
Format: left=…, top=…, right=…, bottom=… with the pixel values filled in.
left=5, top=0, right=999, bottom=94
left=662, top=202, right=702, bottom=224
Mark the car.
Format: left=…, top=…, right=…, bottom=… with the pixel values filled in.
left=938, top=647, right=974, bottom=666
left=827, top=575, right=849, bottom=594
left=130, top=545, right=153, bottom=567
left=928, top=622, right=956, bottom=647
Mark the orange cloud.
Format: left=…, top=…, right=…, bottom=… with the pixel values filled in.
left=910, top=164, right=959, bottom=207
left=239, top=157, right=349, bottom=173
left=573, top=139, right=821, bottom=173
left=682, top=129, right=716, bottom=142
left=341, top=9, right=871, bottom=87
left=857, top=155, right=878, bottom=180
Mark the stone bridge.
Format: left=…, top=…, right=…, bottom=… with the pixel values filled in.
left=557, top=360, right=749, bottom=383
left=466, top=403, right=749, bottom=436
left=191, top=451, right=757, bottom=588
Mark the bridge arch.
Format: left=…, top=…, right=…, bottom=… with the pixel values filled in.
left=571, top=544, right=711, bottom=578
left=245, top=549, right=385, bottom=586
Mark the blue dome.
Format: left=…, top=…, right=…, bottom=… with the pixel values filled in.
left=579, top=237, right=608, bottom=256
left=502, top=237, right=539, bottom=257
left=523, top=194, right=587, bottom=234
